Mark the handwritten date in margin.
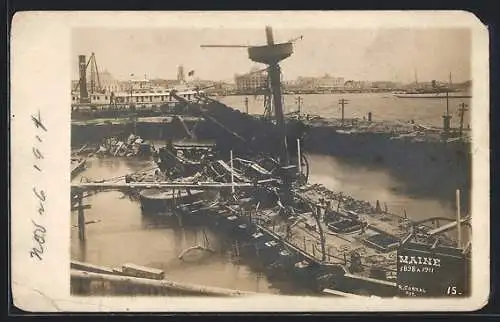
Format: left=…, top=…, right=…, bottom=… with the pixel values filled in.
left=29, top=220, right=46, bottom=261
left=30, top=111, right=48, bottom=261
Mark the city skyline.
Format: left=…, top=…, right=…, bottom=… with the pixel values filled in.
left=72, top=28, right=471, bottom=84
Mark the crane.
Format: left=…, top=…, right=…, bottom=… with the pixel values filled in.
left=74, top=52, right=104, bottom=94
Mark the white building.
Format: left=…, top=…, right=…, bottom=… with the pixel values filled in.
left=316, top=74, right=345, bottom=90
left=294, top=74, right=345, bottom=91
left=234, top=67, right=268, bottom=92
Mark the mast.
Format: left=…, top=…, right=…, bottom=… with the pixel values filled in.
left=200, top=25, right=296, bottom=184
left=94, top=53, right=102, bottom=93
left=458, top=102, right=468, bottom=137
left=264, top=26, right=289, bottom=167
left=446, top=91, right=449, bottom=115
left=90, top=52, right=96, bottom=93
left=447, top=72, right=452, bottom=114
left=456, top=189, right=461, bottom=249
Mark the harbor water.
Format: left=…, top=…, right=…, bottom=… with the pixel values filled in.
left=218, top=93, right=472, bottom=128
left=71, top=153, right=460, bottom=295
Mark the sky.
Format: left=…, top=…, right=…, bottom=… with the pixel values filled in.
left=72, top=28, right=471, bottom=84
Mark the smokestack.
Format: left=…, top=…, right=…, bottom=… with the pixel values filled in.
left=265, top=26, right=275, bottom=45
left=78, top=55, right=89, bottom=103
left=177, top=65, right=185, bottom=83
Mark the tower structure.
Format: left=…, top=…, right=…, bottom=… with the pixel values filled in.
left=247, top=26, right=293, bottom=167
left=78, top=55, right=89, bottom=103
left=177, top=65, right=185, bottom=84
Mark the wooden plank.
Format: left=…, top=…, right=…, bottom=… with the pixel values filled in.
left=71, top=204, right=92, bottom=211
left=70, top=260, right=115, bottom=275
left=343, top=273, right=397, bottom=287
left=122, top=263, right=165, bottom=280
left=427, top=217, right=471, bottom=236
left=70, top=270, right=254, bottom=296
left=322, top=288, right=381, bottom=298
left=71, top=181, right=257, bottom=191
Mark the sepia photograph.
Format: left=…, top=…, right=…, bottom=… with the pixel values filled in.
left=11, top=11, right=489, bottom=311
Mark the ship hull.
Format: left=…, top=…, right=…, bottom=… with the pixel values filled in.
left=139, top=189, right=205, bottom=215
left=304, top=126, right=471, bottom=207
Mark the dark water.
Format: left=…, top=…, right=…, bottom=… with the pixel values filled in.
left=71, top=154, right=465, bottom=294
left=308, top=155, right=456, bottom=221
left=71, top=158, right=282, bottom=294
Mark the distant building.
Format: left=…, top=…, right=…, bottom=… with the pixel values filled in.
left=150, top=79, right=181, bottom=88
left=371, top=81, right=397, bottom=89
left=234, top=67, right=268, bottom=92
left=295, top=76, right=318, bottom=90
left=344, top=80, right=372, bottom=90
left=294, top=74, right=344, bottom=91
left=190, top=78, right=215, bottom=89
left=71, top=69, right=121, bottom=94
left=99, top=70, right=121, bottom=93
left=316, top=74, right=345, bottom=90
left=126, top=78, right=154, bottom=91
left=212, top=82, right=236, bottom=94
left=360, top=81, right=372, bottom=89
left=219, top=82, right=236, bottom=91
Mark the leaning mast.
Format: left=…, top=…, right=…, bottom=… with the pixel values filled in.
left=200, top=26, right=297, bottom=169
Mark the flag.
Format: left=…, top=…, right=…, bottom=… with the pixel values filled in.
left=188, top=70, right=195, bottom=77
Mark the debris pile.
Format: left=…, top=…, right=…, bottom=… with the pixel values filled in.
left=76, top=134, right=153, bottom=158
left=297, top=183, right=374, bottom=214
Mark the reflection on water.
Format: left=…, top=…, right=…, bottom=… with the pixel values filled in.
left=307, top=154, right=457, bottom=221
left=71, top=154, right=466, bottom=294
left=71, top=188, right=280, bottom=294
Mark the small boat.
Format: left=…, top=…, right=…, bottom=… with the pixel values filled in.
left=139, top=188, right=205, bottom=214
left=393, top=73, right=471, bottom=99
